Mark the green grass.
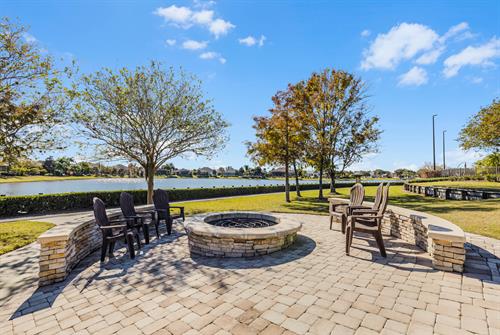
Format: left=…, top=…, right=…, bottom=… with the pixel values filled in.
left=176, top=185, right=500, bottom=240
left=0, top=221, right=54, bottom=255
left=414, top=180, right=500, bottom=191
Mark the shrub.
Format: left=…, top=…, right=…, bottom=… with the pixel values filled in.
left=0, top=181, right=402, bottom=217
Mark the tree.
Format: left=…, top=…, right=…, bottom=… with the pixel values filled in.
left=53, top=157, right=74, bottom=176
left=458, top=99, right=499, bottom=153
left=42, top=156, right=55, bottom=175
left=72, top=61, right=228, bottom=203
left=298, top=69, right=381, bottom=198
left=0, top=18, right=70, bottom=166
left=247, top=85, right=306, bottom=201
left=394, top=168, right=417, bottom=179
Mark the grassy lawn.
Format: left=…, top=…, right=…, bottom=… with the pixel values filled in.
left=0, top=175, right=99, bottom=183
left=0, top=221, right=54, bottom=255
left=414, top=180, right=500, bottom=191
left=176, top=185, right=500, bottom=240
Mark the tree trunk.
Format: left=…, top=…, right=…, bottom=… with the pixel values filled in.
left=329, top=168, right=336, bottom=194
left=318, top=159, right=324, bottom=199
left=293, top=160, right=301, bottom=197
left=285, top=159, right=290, bottom=203
left=145, top=163, right=155, bottom=204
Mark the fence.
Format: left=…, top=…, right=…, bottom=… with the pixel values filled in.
left=440, top=166, right=499, bottom=177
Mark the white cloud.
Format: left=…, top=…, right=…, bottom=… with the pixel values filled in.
left=415, top=46, right=445, bottom=65
left=200, top=51, right=218, bottom=59
left=238, top=35, right=266, bottom=47
left=154, top=5, right=192, bottom=27
left=208, top=18, right=235, bottom=39
left=398, top=66, right=428, bottom=86
left=361, top=23, right=439, bottom=70
left=199, top=51, right=226, bottom=64
left=470, top=76, right=483, bottom=84
left=361, top=30, right=371, bottom=37
left=192, top=10, right=214, bottom=25
left=23, top=32, right=37, bottom=44
left=445, top=148, right=484, bottom=166
left=154, top=4, right=234, bottom=38
left=165, top=39, right=177, bottom=46
left=443, top=37, right=500, bottom=77
left=182, top=39, right=208, bottom=50
left=441, top=22, right=469, bottom=42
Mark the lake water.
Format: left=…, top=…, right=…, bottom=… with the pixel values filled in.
left=0, top=178, right=328, bottom=196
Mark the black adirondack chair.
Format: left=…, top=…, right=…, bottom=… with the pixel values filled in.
left=345, top=184, right=390, bottom=258
left=120, top=192, right=156, bottom=244
left=153, top=189, right=185, bottom=235
left=328, top=183, right=364, bottom=233
left=93, top=197, right=138, bottom=262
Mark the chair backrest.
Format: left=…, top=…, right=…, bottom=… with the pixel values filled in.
left=377, top=184, right=390, bottom=217
left=350, top=183, right=364, bottom=206
left=372, top=183, right=385, bottom=210
left=153, top=189, right=170, bottom=211
left=120, top=192, right=137, bottom=217
left=93, top=197, right=109, bottom=228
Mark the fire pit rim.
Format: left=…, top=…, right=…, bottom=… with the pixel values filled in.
left=183, top=211, right=302, bottom=239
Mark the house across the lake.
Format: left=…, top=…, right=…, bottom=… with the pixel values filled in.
left=197, top=167, right=216, bottom=177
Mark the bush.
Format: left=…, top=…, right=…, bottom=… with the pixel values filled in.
left=0, top=181, right=402, bottom=217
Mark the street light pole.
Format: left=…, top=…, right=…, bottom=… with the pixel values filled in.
left=442, top=130, right=446, bottom=170
left=432, top=114, right=437, bottom=170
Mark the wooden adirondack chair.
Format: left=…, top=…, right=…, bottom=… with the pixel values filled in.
left=153, top=189, right=185, bottom=235
left=346, top=183, right=385, bottom=216
left=93, top=197, right=138, bottom=262
left=328, top=183, right=364, bottom=233
left=345, top=184, right=390, bottom=257
left=120, top=192, right=158, bottom=243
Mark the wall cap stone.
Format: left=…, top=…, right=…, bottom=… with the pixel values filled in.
left=329, top=198, right=465, bottom=243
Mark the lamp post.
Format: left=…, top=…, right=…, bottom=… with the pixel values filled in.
left=432, top=114, right=437, bottom=170
left=442, top=130, right=446, bottom=170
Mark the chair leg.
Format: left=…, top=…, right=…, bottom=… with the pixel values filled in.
left=341, top=216, right=346, bottom=234
left=154, top=220, right=160, bottom=238
left=329, top=215, right=333, bottom=230
left=166, top=218, right=172, bottom=235
left=134, top=230, right=142, bottom=249
left=345, top=225, right=351, bottom=255
left=126, top=233, right=135, bottom=259
left=100, top=240, right=108, bottom=262
left=143, top=224, right=150, bottom=244
left=374, top=232, right=387, bottom=257
left=108, top=241, right=115, bottom=257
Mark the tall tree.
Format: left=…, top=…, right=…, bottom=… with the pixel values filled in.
left=0, top=18, right=70, bottom=167
left=72, top=61, right=229, bottom=203
left=298, top=69, right=380, bottom=198
left=247, top=85, right=306, bottom=202
left=458, top=99, right=499, bottom=153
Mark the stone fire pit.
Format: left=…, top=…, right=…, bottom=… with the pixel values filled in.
left=183, top=212, right=302, bottom=257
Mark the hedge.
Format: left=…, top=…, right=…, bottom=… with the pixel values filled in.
left=0, top=181, right=402, bottom=217
left=408, top=174, right=499, bottom=184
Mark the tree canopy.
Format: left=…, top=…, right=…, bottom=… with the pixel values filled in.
left=458, top=99, right=499, bottom=153
left=0, top=18, right=70, bottom=166
left=71, top=61, right=229, bottom=202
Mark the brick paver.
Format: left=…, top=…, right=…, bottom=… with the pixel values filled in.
left=1, top=213, right=499, bottom=335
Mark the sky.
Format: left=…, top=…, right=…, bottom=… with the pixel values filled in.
left=2, top=0, right=499, bottom=171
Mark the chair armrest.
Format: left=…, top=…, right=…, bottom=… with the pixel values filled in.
left=109, top=218, right=133, bottom=224
left=351, top=214, right=384, bottom=220
left=100, top=224, right=127, bottom=230
left=351, top=209, right=378, bottom=214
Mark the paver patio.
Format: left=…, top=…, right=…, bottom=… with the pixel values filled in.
left=1, top=213, right=499, bottom=335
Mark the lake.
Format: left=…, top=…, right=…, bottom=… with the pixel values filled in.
left=0, top=178, right=326, bottom=196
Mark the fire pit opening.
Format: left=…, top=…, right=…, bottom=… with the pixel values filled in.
left=205, top=216, right=278, bottom=228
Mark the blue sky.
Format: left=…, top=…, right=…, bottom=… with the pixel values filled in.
left=3, top=0, right=499, bottom=171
